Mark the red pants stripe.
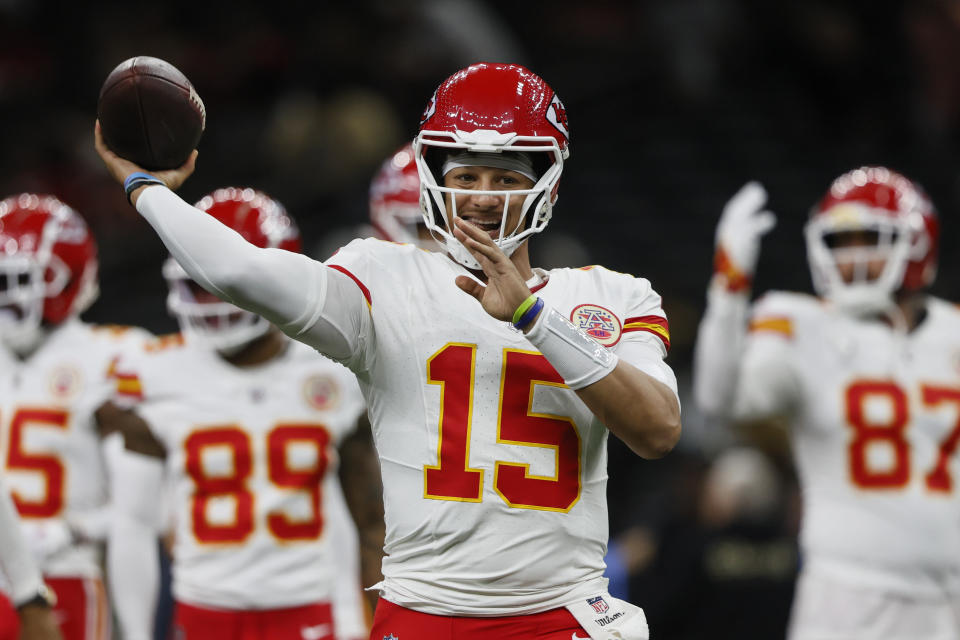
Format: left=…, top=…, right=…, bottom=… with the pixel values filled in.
left=0, top=593, right=17, bottom=640
left=174, top=600, right=335, bottom=640
left=369, top=598, right=590, bottom=640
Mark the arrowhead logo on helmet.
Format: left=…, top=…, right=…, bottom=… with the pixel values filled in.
left=546, top=93, right=570, bottom=140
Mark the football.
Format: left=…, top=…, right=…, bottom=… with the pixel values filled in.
left=97, top=56, right=206, bottom=171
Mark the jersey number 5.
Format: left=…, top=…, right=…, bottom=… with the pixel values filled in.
left=184, top=424, right=330, bottom=544
left=846, top=380, right=960, bottom=491
left=424, top=344, right=581, bottom=512
left=4, top=408, right=69, bottom=517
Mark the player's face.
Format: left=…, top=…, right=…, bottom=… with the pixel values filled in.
left=827, top=229, right=887, bottom=283
left=442, top=166, right=536, bottom=239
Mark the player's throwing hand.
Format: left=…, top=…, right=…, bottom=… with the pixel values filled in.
left=94, top=121, right=197, bottom=201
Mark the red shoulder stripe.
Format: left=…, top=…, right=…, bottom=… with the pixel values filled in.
left=328, top=265, right=372, bottom=309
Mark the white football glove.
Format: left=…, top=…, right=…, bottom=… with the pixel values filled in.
left=714, top=182, right=777, bottom=290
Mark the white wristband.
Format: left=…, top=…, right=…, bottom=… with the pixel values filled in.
left=524, top=305, right=618, bottom=389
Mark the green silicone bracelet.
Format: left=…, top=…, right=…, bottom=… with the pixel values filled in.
left=512, top=294, right=538, bottom=325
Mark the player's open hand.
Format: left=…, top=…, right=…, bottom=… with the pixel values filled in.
left=94, top=120, right=197, bottom=195
left=713, top=181, right=776, bottom=291
left=452, top=217, right=532, bottom=322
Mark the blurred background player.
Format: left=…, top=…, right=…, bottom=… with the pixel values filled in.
left=368, top=142, right=439, bottom=251
left=0, top=194, right=149, bottom=640
left=0, top=472, right=62, bottom=640
left=693, top=167, right=960, bottom=639
left=95, top=62, right=680, bottom=640
left=102, top=187, right=382, bottom=640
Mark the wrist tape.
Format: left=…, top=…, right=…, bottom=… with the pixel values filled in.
left=524, top=305, right=618, bottom=389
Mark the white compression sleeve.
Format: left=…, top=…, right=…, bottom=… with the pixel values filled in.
left=107, top=450, right=164, bottom=640
left=136, top=186, right=368, bottom=360
left=0, top=474, right=44, bottom=605
left=692, top=283, right=750, bottom=419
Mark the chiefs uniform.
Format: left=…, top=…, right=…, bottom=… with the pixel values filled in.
left=116, top=334, right=365, bottom=613
left=326, top=238, right=675, bottom=616
left=695, top=168, right=960, bottom=639
left=0, top=321, right=149, bottom=640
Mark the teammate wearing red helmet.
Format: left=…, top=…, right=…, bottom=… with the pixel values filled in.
left=0, top=194, right=150, bottom=640
left=95, top=62, right=680, bottom=640
left=99, top=188, right=381, bottom=640
left=369, top=143, right=438, bottom=250
left=694, top=168, right=960, bottom=639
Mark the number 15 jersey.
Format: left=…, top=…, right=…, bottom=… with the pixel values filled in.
left=324, top=238, right=678, bottom=616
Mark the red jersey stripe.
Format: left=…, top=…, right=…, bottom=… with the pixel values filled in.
left=328, top=265, right=372, bottom=308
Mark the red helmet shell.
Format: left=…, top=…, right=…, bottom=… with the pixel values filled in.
left=813, top=167, right=938, bottom=291
left=369, top=143, right=421, bottom=242
left=419, top=62, right=570, bottom=153
left=194, top=188, right=301, bottom=252
left=0, top=193, right=98, bottom=324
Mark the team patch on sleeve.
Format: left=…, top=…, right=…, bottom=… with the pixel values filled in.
left=622, top=315, right=670, bottom=351
left=748, top=316, right=793, bottom=338
left=570, top=303, right=622, bottom=346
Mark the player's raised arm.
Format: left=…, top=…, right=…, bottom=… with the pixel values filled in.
left=94, top=122, right=368, bottom=361
left=693, top=182, right=776, bottom=419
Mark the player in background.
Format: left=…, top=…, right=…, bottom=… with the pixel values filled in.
left=0, top=472, right=63, bottom=640
left=368, top=142, right=439, bottom=251
left=95, top=62, right=680, bottom=640
left=693, top=169, right=960, bottom=639
left=0, top=194, right=150, bottom=640
left=102, top=187, right=381, bottom=640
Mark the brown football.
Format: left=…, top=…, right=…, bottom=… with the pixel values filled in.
left=97, top=56, right=206, bottom=170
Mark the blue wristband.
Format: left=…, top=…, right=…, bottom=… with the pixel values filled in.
left=122, top=172, right=158, bottom=191
left=123, top=172, right=164, bottom=205
left=513, top=296, right=544, bottom=330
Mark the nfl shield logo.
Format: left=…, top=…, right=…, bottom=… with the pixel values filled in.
left=383, top=635, right=399, bottom=640
left=587, top=596, right=609, bottom=614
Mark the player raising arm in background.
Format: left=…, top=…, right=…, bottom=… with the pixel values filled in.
left=694, top=168, right=960, bottom=639
left=100, top=188, right=380, bottom=640
left=95, top=62, right=680, bottom=640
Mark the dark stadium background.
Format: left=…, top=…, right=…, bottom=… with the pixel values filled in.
left=3, top=1, right=958, bottom=637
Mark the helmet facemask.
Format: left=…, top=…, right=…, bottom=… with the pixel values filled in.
left=163, top=258, right=269, bottom=355
left=414, top=130, right=564, bottom=269
left=805, top=204, right=927, bottom=315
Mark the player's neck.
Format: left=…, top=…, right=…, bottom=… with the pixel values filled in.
left=867, top=293, right=927, bottom=332
left=219, top=328, right=287, bottom=367
left=893, top=293, right=927, bottom=332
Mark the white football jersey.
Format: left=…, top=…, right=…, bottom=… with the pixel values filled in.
left=740, top=292, right=960, bottom=595
left=325, top=238, right=675, bottom=616
left=0, top=320, right=149, bottom=578
left=116, top=334, right=366, bottom=610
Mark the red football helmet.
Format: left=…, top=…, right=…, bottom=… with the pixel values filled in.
left=415, top=62, right=570, bottom=268
left=164, top=187, right=301, bottom=352
left=805, top=166, right=938, bottom=313
left=369, top=142, right=423, bottom=245
left=0, top=194, right=98, bottom=353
